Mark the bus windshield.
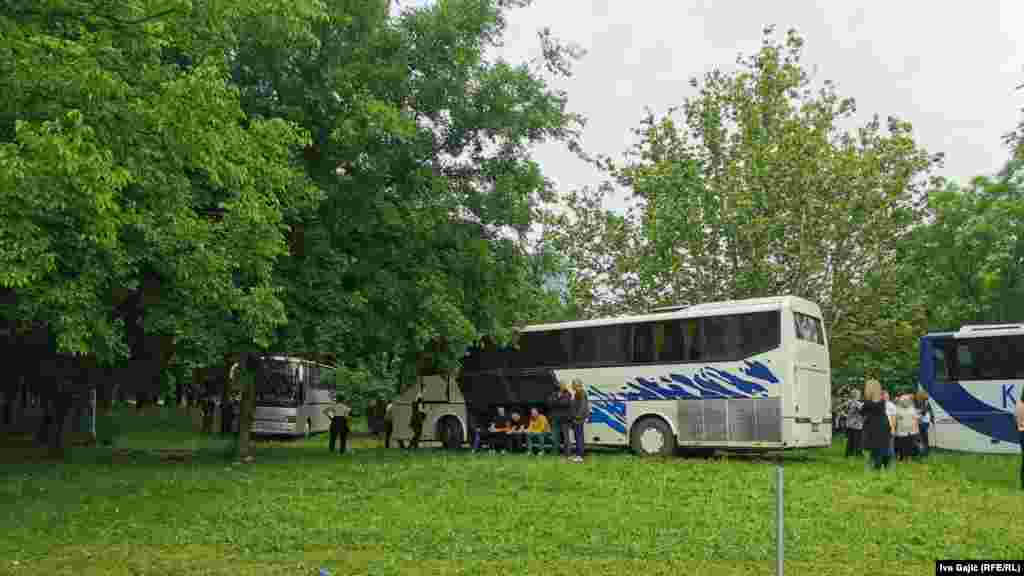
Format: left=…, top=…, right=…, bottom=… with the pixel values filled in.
left=255, top=361, right=299, bottom=407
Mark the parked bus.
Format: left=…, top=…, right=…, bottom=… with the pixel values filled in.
left=919, top=323, right=1024, bottom=454
left=247, top=356, right=341, bottom=437
left=391, top=295, right=832, bottom=455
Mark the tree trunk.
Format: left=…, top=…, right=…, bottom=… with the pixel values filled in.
left=36, top=394, right=52, bottom=445
left=50, top=390, right=69, bottom=455
left=2, top=387, right=11, bottom=426
left=237, top=354, right=255, bottom=458
left=220, top=370, right=232, bottom=435
left=98, top=379, right=115, bottom=417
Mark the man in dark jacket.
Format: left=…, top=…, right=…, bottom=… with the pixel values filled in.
left=409, top=394, right=426, bottom=449
left=547, top=381, right=572, bottom=457
left=326, top=405, right=351, bottom=454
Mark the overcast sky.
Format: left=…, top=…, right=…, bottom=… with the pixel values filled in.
left=401, top=1, right=1024, bottom=213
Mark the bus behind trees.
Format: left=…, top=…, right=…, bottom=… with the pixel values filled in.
left=920, top=323, right=1024, bottom=454
left=391, top=295, right=832, bottom=455
left=248, top=356, right=340, bottom=437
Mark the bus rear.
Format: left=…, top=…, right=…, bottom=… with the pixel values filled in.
left=782, top=299, right=832, bottom=448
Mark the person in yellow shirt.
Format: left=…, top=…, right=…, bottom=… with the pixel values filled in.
left=525, top=408, right=553, bottom=455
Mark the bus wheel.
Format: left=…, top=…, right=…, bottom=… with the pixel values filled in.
left=440, top=417, right=463, bottom=450
left=631, top=417, right=676, bottom=457
left=305, top=420, right=312, bottom=439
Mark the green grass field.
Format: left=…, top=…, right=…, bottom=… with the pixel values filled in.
left=2, top=408, right=1023, bottom=575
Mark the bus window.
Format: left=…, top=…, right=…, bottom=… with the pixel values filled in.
left=740, top=311, right=781, bottom=356
left=952, top=336, right=1024, bottom=381
left=572, top=325, right=630, bottom=366
left=794, top=312, right=824, bottom=345
left=682, top=318, right=699, bottom=360
left=932, top=341, right=950, bottom=382
left=573, top=327, right=596, bottom=364
left=956, top=344, right=976, bottom=380
left=520, top=330, right=571, bottom=367
left=633, top=324, right=655, bottom=363
left=597, top=325, right=630, bottom=364
left=655, top=321, right=689, bottom=362
left=700, top=315, right=741, bottom=362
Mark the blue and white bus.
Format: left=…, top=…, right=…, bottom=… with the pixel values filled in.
left=920, top=323, right=1024, bottom=454
left=391, top=295, right=833, bottom=455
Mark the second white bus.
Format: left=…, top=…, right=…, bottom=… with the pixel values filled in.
left=391, top=295, right=832, bottom=455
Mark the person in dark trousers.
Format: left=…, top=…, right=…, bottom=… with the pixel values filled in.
left=547, top=381, right=572, bottom=457
left=409, top=393, right=426, bottom=449
left=485, top=406, right=511, bottom=453
left=569, top=379, right=591, bottom=462
left=860, top=379, right=892, bottom=470
left=914, top=389, right=934, bottom=458
left=325, top=406, right=350, bottom=454
left=383, top=401, right=394, bottom=449
left=844, top=389, right=864, bottom=457
left=374, top=399, right=387, bottom=436
left=470, top=404, right=492, bottom=452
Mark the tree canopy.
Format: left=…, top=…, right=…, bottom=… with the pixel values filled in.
left=541, top=27, right=1023, bottom=392
left=0, top=0, right=583, bottom=426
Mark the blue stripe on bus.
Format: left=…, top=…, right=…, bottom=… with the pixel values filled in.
left=590, top=401, right=627, bottom=434
left=927, top=382, right=1020, bottom=445
left=581, top=361, right=779, bottom=435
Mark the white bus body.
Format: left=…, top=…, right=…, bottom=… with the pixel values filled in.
left=920, top=324, right=1024, bottom=454
left=392, top=295, right=832, bottom=455
left=249, top=356, right=342, bottom=437
left=390, top=374, right=469, bottom=449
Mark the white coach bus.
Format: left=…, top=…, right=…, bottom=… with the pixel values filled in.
left=391, top=296, right=832, bottom=455
left=248, top=356, right=342, bottom=437
left=919, top=323, right=1024, bottom=454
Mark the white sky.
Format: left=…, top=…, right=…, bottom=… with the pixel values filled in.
left=400, top=0, right=1024, bottom=214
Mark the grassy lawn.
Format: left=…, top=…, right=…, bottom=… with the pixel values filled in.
left=2, top=409, right=1023, bottom=575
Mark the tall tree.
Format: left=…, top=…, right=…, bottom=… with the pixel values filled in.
left=0, top=0, right=315, bottom=435
left=544, top=27, right=943, bottom=379
left=230, top=0, right=584, bottom=376
left=904, top=164, right=1024, bottom=330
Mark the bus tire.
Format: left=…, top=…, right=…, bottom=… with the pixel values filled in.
left=631, top=417, right=676, bottom=457
left=439, top=417, right=463, bottom=450
left=305, top=419, right=312, bottom=439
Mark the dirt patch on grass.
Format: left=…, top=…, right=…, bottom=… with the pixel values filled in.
left=109, top=448, right=200, bottom=464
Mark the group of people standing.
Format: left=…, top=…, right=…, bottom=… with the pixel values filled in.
left=470, top=378, right=591, bottom=462
left=842, top=380, right=933, bottom=470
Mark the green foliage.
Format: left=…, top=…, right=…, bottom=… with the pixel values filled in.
left=1006, top=82, right=1024, bottom=161
left=0, top=0, right=314, bottom=372
left=544, top=27, right=943, bottom=385
left=230, top=0, right=583, bottom=373
left=903, top=163, right=1024, bottom=331
left=331, top=357, right=400, bottom=417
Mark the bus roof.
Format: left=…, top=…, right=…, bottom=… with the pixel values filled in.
left=519, top=295, right=818, bottom=333
left=260, top=355, right=337, bottom=370
left=923, top=324, right=1024, bottom=339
